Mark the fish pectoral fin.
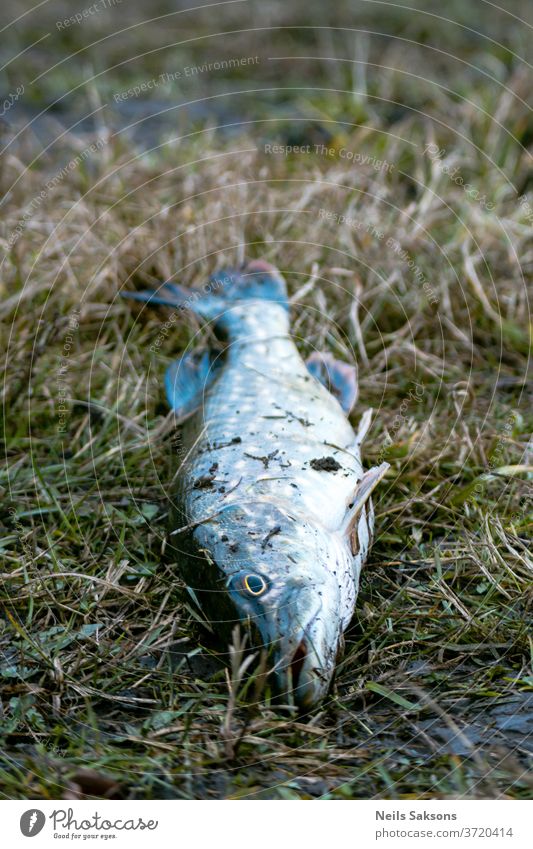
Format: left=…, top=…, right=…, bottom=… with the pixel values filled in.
left=165, top=350, right=219, bottom=417
left=305, top=352, right=358, bottom=414
left=355, top=408, right=373, bottom=444
left=340, top=462, right=390, bottom=537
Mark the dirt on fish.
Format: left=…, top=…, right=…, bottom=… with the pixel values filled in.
left=193, top=474, right=217, bottom=489
left=310, top=456, right=342, bottom=472
left=244, top=450, right=279, bottom=468
left=261, top=524, right=282, bottom=549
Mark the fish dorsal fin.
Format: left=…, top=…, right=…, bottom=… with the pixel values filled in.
left=165, top=350, right=220, bottom=418
left=340, top=462, right=389, bottom=537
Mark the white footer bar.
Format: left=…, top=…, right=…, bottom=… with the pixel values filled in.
left=3, top=799, right=531, bottom=848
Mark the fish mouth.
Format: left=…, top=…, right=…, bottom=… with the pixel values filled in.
left=287, top=638, right=329, bottom=709
left=273, top=615, right=339, bottom=710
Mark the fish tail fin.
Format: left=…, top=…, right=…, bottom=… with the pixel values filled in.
left=121, top=260, right=288, bottom=319
left=208, top=260, right=288, bottom=311
left=121, top=280, right=221, bottom=318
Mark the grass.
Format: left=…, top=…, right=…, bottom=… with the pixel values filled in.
left=0, top=0, right=532, bottom=799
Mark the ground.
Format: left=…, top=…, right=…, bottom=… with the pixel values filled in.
left=0, top=0, right=532, bottom=799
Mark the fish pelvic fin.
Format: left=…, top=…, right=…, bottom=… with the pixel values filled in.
left=340, top=462, right=389, bottom=538
left=306, top=351, right=358, bottom=414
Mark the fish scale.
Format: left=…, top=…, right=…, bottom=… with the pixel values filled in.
left=126, top=260, right=388, bottom=708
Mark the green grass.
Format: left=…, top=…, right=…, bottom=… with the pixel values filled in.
left=0, top=0, right=532, bottom=799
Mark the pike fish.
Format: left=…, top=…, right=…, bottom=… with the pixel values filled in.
left=127, top=261, right=388, bottom=708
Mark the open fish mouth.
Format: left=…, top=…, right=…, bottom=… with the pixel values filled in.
left=288, top=639, right=332, bottom=709
left=271, top=613, right=339, bottom=709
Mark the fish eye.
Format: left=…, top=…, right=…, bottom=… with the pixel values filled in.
left=243, top=573, right=267, bottom=596
left=228, top=571, right=269, bottom=599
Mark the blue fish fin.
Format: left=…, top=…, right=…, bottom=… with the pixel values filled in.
left=122, top=281, right=188, bottom=307
left=306, top=352, right=358, bottom=414
left=121, top=260, right=289, bottom=320
left=164, top=350, right=218, bottom=417
left=214, top=260, right=289, bottom=310
left=122, top=280, right=222, bottom=318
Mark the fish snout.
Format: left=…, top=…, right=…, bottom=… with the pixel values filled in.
left=286, top=633, right=335, bottom=709
left=240, top=563, right=352, bottom=709
left=273, top=600, right=343, bottom=710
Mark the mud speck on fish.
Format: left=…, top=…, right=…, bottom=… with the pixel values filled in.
left=310, top=456, right=342, bottom=472
left=193, top=474, right=217, bottom=489
left=261, top=524, right=282, bottom=549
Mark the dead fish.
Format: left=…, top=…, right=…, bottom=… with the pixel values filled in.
left=126, top=260, right=388, bottom=708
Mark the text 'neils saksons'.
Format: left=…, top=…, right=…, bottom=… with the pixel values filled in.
left=376, top=811, right=458, bottom=821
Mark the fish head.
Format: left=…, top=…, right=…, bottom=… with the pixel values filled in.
left=191, top=501, right=358, bottom=709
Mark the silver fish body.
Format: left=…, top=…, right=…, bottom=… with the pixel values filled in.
left=131, top=262, right=388, bottom=708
